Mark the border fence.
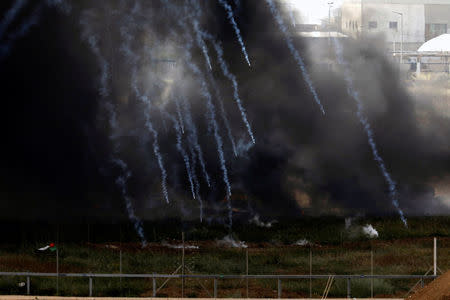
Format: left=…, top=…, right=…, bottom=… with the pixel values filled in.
left=0, top=272, right=438, bottom=298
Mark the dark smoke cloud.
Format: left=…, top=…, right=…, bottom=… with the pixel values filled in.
left=0, top=0, right=448, bottom=224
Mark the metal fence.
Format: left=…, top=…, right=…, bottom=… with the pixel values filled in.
left=0, top=272, right=437, bottom=298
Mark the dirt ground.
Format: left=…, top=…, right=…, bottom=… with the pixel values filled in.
left=407, top=271, right=450, bottom=300
left=0, top=297, right=404, bottom=300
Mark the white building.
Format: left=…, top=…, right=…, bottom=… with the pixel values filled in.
left=341, top=0, right=450, bottom=50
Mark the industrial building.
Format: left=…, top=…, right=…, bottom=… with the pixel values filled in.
left=341, top=0, right=450, bottom=50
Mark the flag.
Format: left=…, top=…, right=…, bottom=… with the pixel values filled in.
left=37, top=242, right=57, bottom=252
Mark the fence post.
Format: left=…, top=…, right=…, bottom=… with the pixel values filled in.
left=347, top=278, right=351, bottom=298
left=152, top=276, right=156, bottom=297
left=277, top=279, right=282, bottom=298
left=433, top=237, right=437, bottom=276
left=309, top=247, right=312, bottom=298
left=246, top=248, right=249, bottom=299
left=89, top=277, right=93, bottom=297
left=420, top=277, right=424, bottom=288
left=182, top=232, right=185, bottom=298
left=214, top=278, right=217, bottom=298
left=26, top=276, right=30, bottom=295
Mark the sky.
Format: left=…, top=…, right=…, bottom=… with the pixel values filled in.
left=280, top=0, right=343, bottom=24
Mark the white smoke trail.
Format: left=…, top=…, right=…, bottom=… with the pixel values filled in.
left=193, top=20, right=212, bottom=70
left=174, top=97, right=185, bottom=134
left=183, top=126, right=204, bottom=221
left=132, top=72, right=170, bottom=204
left=332, top=37, right=407, bottom=227
left=206, top=71, right=238, bottom=156
left=217, top=0, right=251, bottom=67
left=264, top=0, right=325, bottom=115
left=184, top=43, right=233, bottom=228
left=0, top=0, right=29, bottom=41
left=180, top=96, right=211, bottom=188
left=113, top=158, right=148, bottom=246
left=119, top=21, right=170, bottom=204
left=80, top=17, right=147, bottom=244
left=162, top=109, right=196, bottom=200
left=211, top=40, right=255, bottom=144
left=0, top=3, right=42, bottom=58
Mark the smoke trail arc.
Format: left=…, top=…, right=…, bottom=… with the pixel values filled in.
left=264, top=0, right=325, bottom=115
left=206, top=71, right=238, bottom=157
left=217, top=0, right=251, bottom=67
left=132, top=78, right=170, bottom=204
left=163, top=109, right=197, bottom=201
left=113, top=158, right=148, bottom=246
left=184, top=43, right=233, bottom=228
left=181, top=96, right=212, bottom=188
left=0, top=3, right=42, bottom=59
left=119, top=21, right=170, bottom=205
left=332, top=37, right=407, bottom=227
left=80, top=19, right=147, bottom=244
left=211, top=40, right=256, bottom=144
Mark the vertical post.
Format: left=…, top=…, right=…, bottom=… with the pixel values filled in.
left=119, top=224, right=122, bottom=295
left=277, top=279, right=282, bottom=299
left=87, top=223, right=90, bottom=273
left=420, top=277, right=424, bottom=288
left=152, top=276, right=156, bottom=297
left=371, top=249, right=374, bottom=298
left=246, top=248, right=249, bottom=299
left=416, top=57, right=421, bottom=76
left=401, top=13, right=403, bottom=65
left=26, top=276, right=30, bottom=295
left=89, top=277, right=93, bottom=297
left=309, top=247, right=312, bottom=298
left=56, top=247, right=59, bottom=296
left=119, top=249, right=122, bottom=287
left=433, top=237, right=437, bottom=276
left=214, top=278, right=218, bottom=298
left=182, top=232, right=185, bottom=298
left=347, top=278, right=351, bottom=298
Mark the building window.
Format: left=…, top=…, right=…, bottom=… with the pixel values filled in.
left=389, top=21, right=398, bottom=30
left=369, top=21, right=377, bottom=29
left=425, top=23, right=448, bottom=40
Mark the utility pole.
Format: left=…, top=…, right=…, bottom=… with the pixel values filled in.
left=328, top=2, right=334, bottom=64
left=328, top=2, right=334, bottom=40
left=393, top=11, right=404, bottom=64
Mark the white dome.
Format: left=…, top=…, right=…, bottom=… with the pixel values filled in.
left=418, top=34, right=450, bottom=52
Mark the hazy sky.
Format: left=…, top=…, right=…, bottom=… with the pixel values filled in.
left=283, top=0, right=343, bottom=24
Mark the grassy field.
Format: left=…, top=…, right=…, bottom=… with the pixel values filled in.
left=0, top=216, right=448, bottom=298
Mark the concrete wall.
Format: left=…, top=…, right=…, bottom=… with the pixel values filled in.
left=363, top=3, right=425, bottom=43
left=425, top=4, right=450, bottom=38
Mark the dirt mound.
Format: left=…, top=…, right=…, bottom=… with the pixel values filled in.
left=407, top=271, right=450, bottom=300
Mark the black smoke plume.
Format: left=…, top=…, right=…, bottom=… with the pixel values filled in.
left=0, top=0, right=448, bottom=226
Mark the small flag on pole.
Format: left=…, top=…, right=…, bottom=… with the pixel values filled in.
left=37, top=242, right=57, bottom=252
